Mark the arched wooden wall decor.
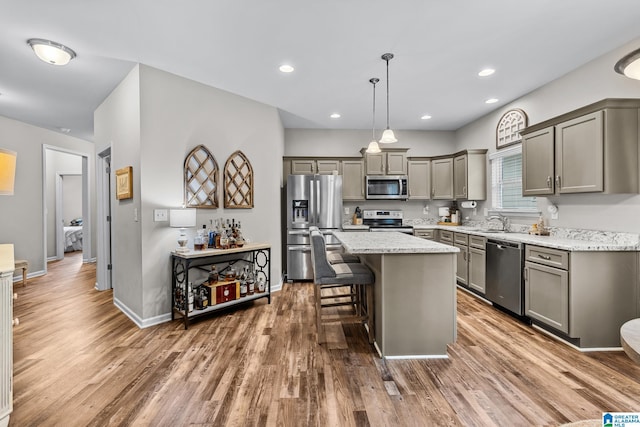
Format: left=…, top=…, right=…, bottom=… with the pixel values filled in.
left=496, top=108, right=528, bottom=149
left=184, top=145, right=219, bottom=208
left=224, top=150, right=254, bottom=209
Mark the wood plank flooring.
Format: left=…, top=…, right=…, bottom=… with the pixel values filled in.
left=9, top=252, right=640, bottom=426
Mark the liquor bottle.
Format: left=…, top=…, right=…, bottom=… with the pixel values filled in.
left=257, top=277, right=266, bottom=293
left=247, top=266, right=255, bottom=295
left=239, top=266, right=248, bottom=297
left=208, top=265, right=218, bottom=284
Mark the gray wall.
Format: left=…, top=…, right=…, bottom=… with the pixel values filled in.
left=95, top=64, right=285, bottom=325
left=0, top=115, right=95, bottom=277
left=285, top=37, right=640, bottom=233
left=455, top=37, right=640, bottom=232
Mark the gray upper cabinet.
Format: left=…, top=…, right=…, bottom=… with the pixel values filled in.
left=522, top=126, right=555, bottom=196
left=290, top=159, right=341, bottom=175
left=521, top=99, right=640, bottom=196
left=407, top=159, right=430, bottom=200
left=363, top=148, right=408, bottom=175
left=342, top=160, right=365, bottom=200
left=431, top=157, right=454, bottom=200
left=453, top=150, right=487, bottom=200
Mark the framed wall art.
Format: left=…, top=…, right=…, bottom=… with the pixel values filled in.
left=496, top=109, right=528, bottom=149
left=115, top=166, right=133, bottom=200
left=184, top=145, right=219, bottom=208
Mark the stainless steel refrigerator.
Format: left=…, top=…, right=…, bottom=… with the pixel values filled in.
left=286, top=174, right=343, bottom=281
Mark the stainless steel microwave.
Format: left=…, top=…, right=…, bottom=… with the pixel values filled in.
left=365, top=175, right=408, bottom=200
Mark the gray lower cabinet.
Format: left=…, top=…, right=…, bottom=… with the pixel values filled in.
left=454, top=233, right=469, bottom=286
left=413, top=229, right=436, bottom=241
left=524, top=244, right=639, bottom=348
left=468, top=236, right=486, bottom=294
left=525, top=255, right=569, bottom=334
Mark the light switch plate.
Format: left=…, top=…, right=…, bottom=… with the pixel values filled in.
left=344, top=207, right=350, bottom=215
left=154, top=209, right=168, bottom=222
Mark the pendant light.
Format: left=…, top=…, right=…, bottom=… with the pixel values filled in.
left=379, top=53, right=398, bottom=143
left=366, top=78, right=381, bottom=154
left=615, top=47, right=640, bottom=80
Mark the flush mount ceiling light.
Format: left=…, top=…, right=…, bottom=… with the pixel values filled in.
left=27, top=38, right=76, bottom=66
left=379, top=53, right=397, bottom=144
left=485, top=98, right=499, bottom=104
left=366, top=78, right=381, bottom=154
left=614, top=48, right=640, bottom=80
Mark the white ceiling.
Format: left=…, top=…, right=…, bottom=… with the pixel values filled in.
left=1, top=0, right=640, bottom=142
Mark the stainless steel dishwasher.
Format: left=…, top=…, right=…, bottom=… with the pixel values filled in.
left=485, top=238, right=524, bottom=315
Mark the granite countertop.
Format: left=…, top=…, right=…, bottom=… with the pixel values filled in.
left=333, top=231, right=459, bottom=255
left=343, top=223, right=638, bottom=251
left=413, top=225, right=639, bottom=251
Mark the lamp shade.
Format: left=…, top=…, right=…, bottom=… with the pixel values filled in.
left=366, top=140, right=381, bottom=153
left=379, top=129, right=398, bottom=144
left=0, top=148, right=17, bottom=196
left=169, top=208, right=196, bottom=228
left=27, top=38, right=76, bottom=66
left=615, top=48, right=640, bottom=80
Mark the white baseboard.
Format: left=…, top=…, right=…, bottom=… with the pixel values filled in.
left=113, top=297, right=172, bottom=329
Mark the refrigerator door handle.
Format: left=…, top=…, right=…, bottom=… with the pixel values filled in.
left=309, top=178, right=315, bottom=226
left=288, top=245, right=311, bottom=251
left=316, top=178, right=321, bottom=225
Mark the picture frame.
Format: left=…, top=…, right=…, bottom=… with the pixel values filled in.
left=115, top=166, right=133, bottom=200
left=496, top=109, right=528, bottom=149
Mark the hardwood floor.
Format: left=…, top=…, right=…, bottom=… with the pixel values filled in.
left=9, top=252, right=640, bottom=426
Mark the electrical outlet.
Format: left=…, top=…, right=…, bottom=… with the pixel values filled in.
left=484, top=208, right=489, bottom=216
left=344, top=207, right=350, bottom=215
left=134, top=208, right=138, bottom=222
left=423, top=206, right=429, bottom=214
left=154, top=209, right=168, bottom=222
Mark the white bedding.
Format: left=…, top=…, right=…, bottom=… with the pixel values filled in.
left=64, top=226, right=83, bottom=252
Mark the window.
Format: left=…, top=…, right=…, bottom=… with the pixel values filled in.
left=489, top=145, right=537, bottom=214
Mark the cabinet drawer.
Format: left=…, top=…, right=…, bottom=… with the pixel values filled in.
left=469, top=235, right=486, bottom=250
left=440, top=230, right=454, bottom=244
left=414, top=229, right=436, bottom=240
left=525, top=245, right=569, bottom=270
left=454, top=232, right=469, bottom=245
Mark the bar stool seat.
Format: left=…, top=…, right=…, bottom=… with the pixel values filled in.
left=310, top=230, right=374, bottom=344
left=327, top=252, right=361, bottom=265
left=14, top=259, right=28, bottom=286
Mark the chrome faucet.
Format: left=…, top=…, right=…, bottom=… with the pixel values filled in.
left=487, top=213, right=510, bottom=231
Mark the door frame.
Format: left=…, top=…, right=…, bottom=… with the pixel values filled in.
left=96, top=147, right=112, bottom=291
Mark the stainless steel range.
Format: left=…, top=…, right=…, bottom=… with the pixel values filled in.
left=362, top=209, right=413, bottom=234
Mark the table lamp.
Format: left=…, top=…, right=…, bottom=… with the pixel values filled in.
left=170, top=208, right=196, bottom=253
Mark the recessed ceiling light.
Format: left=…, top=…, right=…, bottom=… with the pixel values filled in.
left=57, top=127, right=71, bottom=133
left=279, top=64, right=294, bottom=73
left=27, top=38, right=76, bottom=66
left=330, top=113, right=341, bottom=119
left=485, top=98, right=499, bottom=104
left=478, top=68, right=495, bottom=77
left=421, top=115, right=432, bottom=120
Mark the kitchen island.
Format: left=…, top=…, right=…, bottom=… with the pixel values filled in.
left=332, top=231, right=459, bottom=358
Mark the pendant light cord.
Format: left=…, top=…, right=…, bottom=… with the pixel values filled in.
left=371, top=79, right=377, bottom=140
left=385, top=58, right=390, bottom=129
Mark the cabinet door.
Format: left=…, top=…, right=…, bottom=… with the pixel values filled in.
left=468, top=247, right=486, bottom=294
left=556, top=111, right=604, bottom=193
left=431, top=158, right=454, bottom=199
left=453, top=154, right=468, bottom=199
left=522, top=126, right=555, bottom=196
left=365, top=153, right=386, bottom=175
left=316, top=160, right=341, bottom=175
left=291, top=160, right=316, bottom=175
left=524, top=261, right=569, bottom=333
left=455, top=243, right=468, bottom=286
left=407, top=160, right=431, bottom=199
left=342, top=160, right=365, bottom=200
left=386, top=152, right=407, bottom=175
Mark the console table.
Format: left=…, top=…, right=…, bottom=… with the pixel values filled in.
left=171, top=243, right=271, bottom=329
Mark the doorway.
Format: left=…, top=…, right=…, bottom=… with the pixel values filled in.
left=42, top=145, right=91, bottom=273
left=96, top=147, right=113, bottom=291
left=55, top=173, right=83, bottom=260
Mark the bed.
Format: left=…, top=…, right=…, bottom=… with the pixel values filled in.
left=64, top=226, right=83, bottom=252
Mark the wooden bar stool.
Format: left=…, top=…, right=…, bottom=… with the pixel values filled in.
left=14, top=259, right=28, bottom=286
left=309, top=230, right=374, bottom=344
